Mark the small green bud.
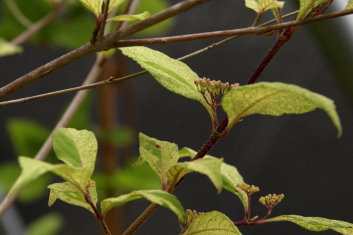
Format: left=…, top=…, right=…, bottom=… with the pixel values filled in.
left=237, top=183, right=260, bottom=195
left=259, top=194, right=285, bottom=208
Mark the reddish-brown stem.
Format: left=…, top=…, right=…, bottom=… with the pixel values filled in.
left=244, top=194, right=252, bottom=221
left=247, top=27, right=294, bottom=85
left=122, top=117, right=229, bottom=235
left=84, top=191, right=112, bottom=235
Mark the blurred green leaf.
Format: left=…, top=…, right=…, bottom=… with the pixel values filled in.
left=48, top=181, right=97, bottom=214
left=265, top=215, right=353, bottom=234
left=107, top=11, right=150, bottom=22
left=27, top=213, right=63, bottom=235
left=127, top=0, right=174, bottom=36
left=98, top=125, right=134, bottom=148
left=0, top=163, right=50, bottom=203
left=182, top=211, right=242, bottom=235
left=6, top=119, right=50, bottom=157
left=101, top=189, right=186, bottom=222
left=0, top=38, right=22, bottom=57
left=52, top=128, right=97, bottom=175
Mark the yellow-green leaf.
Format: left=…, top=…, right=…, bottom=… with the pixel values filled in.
left=177, top=157, right=223, bottom=193
left=182, top=211, right=242, bottom=235
left=139, top=133, right=179, bottom=185
left=222, top=82, right=341, bottom=137
left=107, top=11, right=150, bottom=22
left=101, top=189, right=186, bottom=222
left=53, top=128, right=97, bottom=175
left=8, top=157, right=91, bottom=197
left=297, top=0, right=328, bottom=20
left=120, top=46, right=213, bottom=117
left=78, top=0, right=125, bottom=17
left=0, top=38, right=22, bottom=57
left=265, top=215, right=353, bottom=234
left=48, top=181, right=97, bottom=214
left=345, top=0, right=353, bottom=9
left=245, top=0, right=284, bottom=14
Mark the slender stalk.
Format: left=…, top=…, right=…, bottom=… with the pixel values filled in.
left=3, top=0, right=33, bottom=27
left=11, top=1, right=64, bottom=45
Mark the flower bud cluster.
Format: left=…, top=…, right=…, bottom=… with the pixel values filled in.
left=194, top=77, right=239, bottom=97
left=259, top=194, right=285, bottom=208
left=237, top=183, right=260, bottom=195
left=185, top=209, right=203, bottom=225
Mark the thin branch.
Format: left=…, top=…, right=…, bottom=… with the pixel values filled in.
left=3, top=0, right=33, bottom=27
left=113, top=8, right=353, bottom=47
left=11, top=1, right=64, bottom=45
left=116, top=0, right=141, bottom=30
left=0, top=54, right=105, bottom=217
left=0, top=10, right=299, bottom=106
left=0, top=0, right=211, bottom=100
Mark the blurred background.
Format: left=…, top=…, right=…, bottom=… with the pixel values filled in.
left=0, top=0, right=352, bottom=234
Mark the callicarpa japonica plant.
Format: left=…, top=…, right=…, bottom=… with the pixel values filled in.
left=0, top=0, right=352, bottom=234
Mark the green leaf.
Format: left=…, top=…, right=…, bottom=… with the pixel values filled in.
left=78, top=0, right=103, bottom=17
left=0, top=38, right=22, bottom=57
left=52, top=128, right=97, bottom=175
left=48, top=181, right=97, bottom=213
left=220, top=162, right=248, bottom=210
left=129, top=0, right=174, bottom=36
left=265, top=215, right=353, bottom=234
left=112, top=162, right=161, bottom=191
left=182, top=211, right=242, bottom=235
left=101, top=189, right=186, bottom=222
left=8, top=157, right=91, bottom=197
left=27, top=213, right=63, bottom=235
left=6, top=119, right=50, bottom=157
left=107, top=11, right=150, bottom=22
left=245, top=0, right=284, bottom=14
left=297, top=0, right=328, bottom=20
left=177, top=157, right=223, bottom=193
left=139, top=133, right=179, bottom=185
left=120, top=47, right=213, bottom=116
left=345, top=0, right=353, bottom=9
left=0, top=163, right=50, bottom=203
left=79, top=0, right=125, bottom=17
left=222, top=82, right=341, bottom=137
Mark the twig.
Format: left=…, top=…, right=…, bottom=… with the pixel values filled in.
left=0, top=0, right=211, bottom=100
left=11, top=1, right=64, bottom=45
left=0, top=54, right=105, bottom=217
left=0, top=10, right=298, bottom=106
left=3, top=0, right=33, bottom=27
left=116, top=0, right=141, bottom=30
left=112, top=8, right=353, bottom=47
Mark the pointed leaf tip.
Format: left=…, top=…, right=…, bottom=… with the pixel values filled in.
left=222, top=82, right=342, bottom=137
